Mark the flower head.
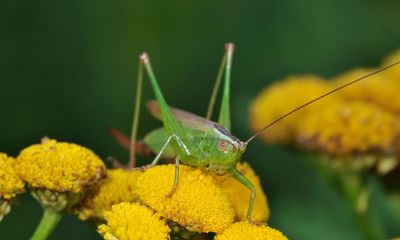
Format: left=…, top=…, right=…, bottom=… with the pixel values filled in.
left=0, top=153, right=25, bottom=200
left=250, top=75, right=337, bottom=144
left=217, top=162, right=269, bottom=222
left=381, top=48, right=400, bottom=80
left=135, top=164, right=235, bottom=233
left=98, top=202, right=170, bottom=240
left=75, top=169, right=141, bottom=220
left=296, top=101, right=400, bottom=155
left=215, top=221, right=288, bottom=240
left=0, top=153, right=24, bottom=222
left=16, top=138, right=106, bottom=193
left=333, top=68, right=400, bottom=114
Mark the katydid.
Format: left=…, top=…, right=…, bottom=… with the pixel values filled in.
left=112, top=43, right=400, bottom=224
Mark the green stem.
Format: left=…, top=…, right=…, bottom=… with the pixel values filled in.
left=30, top=209, right=62, bottom=240
left=338, top=174, right=384, bottom=240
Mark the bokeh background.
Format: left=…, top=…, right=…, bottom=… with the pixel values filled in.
left=1, top=0, right=400, bottom=239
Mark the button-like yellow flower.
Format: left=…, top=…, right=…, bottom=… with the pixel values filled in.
left=98, top=202, right=170, bottom=240
left=0, top=153, right=25, bottom=221
left=217, top=162, right=269, bottom=222
left=250, top=75, right=337, bottom=144
left=334, top=68, right=400, bottom=114
left=16, top=138, right=106, bottom=212
left=215, top=221, right=288, bottom=240
left=16, top=138, right=105, bottom=193
left=135, top=164, right=235, bottom=233
left=296, top=101, right=399, bottom=155
left=0, top=153, right=25, bottom=200
left=381, top=48, right=400, bottom=80
left=75, top=169, right=141, bottom=221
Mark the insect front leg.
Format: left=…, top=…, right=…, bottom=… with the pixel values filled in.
left=229, top=168, right=259, bottom=225
left=137, top=134, right=191, bottom=197
left=167, top=157, right=180, bottom=198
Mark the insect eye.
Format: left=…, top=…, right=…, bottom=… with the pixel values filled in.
left=217, top=140, right=228, bottom=152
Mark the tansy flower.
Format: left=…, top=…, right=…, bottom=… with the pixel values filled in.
left=250, top=75, right=337, bottom=144
left=135, top=164, right=235, bottom=233
left=215, top=221, right=288, bottom=240
left=0, top=153, right=25, bottom=200
left=296, top=101, right=400, bottom=156
left=75, top=169, right=141, bottom=221
left=333, top=68, right=400, bottom=114
left=217, top=162, right=269, bottom=222
left=381, top=48, right=400, bottom=81
left=16, top=138, right=106, bottom=240
left=16, top=138, right=105, bottom=195
left=98, top=202, right=170, bottom=240
left=0, top=153, right=25, bottom=221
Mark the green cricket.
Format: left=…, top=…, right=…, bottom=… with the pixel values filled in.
left=110, top=43, right=400, bottom=224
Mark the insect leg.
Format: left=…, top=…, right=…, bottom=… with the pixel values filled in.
left=138, top=134, right=191, bottom=168
left=137, top=134, right=190, bottom=198
left=206, top=46, right=227, bottom=119
left=166, top=157, right=180, bottom=198
left=139, top=53, right=191, bottom=158
left=128, top=60, right=144, bottom=168
left=230, top=168, right=257, bottom=224
left=217, top=43, right=235, bottom=131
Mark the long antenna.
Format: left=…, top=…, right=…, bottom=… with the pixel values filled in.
left=245, top=60, right=400, bottom=144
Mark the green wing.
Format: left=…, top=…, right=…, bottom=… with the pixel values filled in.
left=147, top=100, right=216, bottom=132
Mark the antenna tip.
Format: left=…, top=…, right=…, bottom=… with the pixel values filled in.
left=139, top=52, right=149, bottom=63
left=225, top=43, right=235, bottom=52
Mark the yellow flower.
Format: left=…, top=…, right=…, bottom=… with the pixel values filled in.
left=381, top=48, right=400, bottom=80
left=135, top=164, right=234, bottom=233
left=333, top=68, right=400, bottom=114
left=296, top=101, right=399, bottom=155
left=16, top=138, right=106, bottom=193
left=98, top=202, right=170, bottom=240
left=250, top=75, right=337, bottom=144
left=215, top=221, right=288, bottom=240
left=0, top=153, right=25, bottom=200
left=217, top=162, right=269, bottom=222
left=0, top=153, right=25, bottom=222
left=75, top=169, right=141, bottom=220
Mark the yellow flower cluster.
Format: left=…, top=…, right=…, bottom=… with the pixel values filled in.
left=0, top=153, right=25, bottom=222
left=250, top=48, right=400, bottom=157
left=334, top=68, right=400, bottom=114
left=95, top=163, right=284, bottom=239
left=0, top=153, right=25, bottom=200
left=135, top=164, right=235, bottom=233
left=250, top=75, right=337, bottom=143
left=381, top=49, right=400, bottom=82
left=297, top=100, right=399, bottom=155
left=215, top=221, right=288, bottom=240
left=16, top=138, right=106, bottom=193
left=75, top=169, right=141, bottom=220
left=4, top=138, right=282, bottom=238
left=98, top=202, right=170, bottom=240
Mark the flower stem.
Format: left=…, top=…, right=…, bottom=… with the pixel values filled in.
left=338, top=174, right=384, bottom=240
left=30, top=209, right=62, bottom=240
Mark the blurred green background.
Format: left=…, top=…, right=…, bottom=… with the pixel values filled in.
left=1, top=0, right=400, bottom=239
